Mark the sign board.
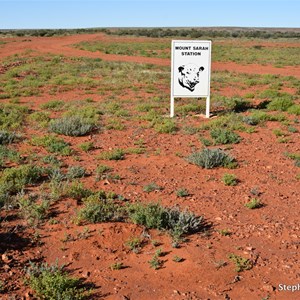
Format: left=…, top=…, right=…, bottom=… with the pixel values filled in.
left=170, top=40, right=212, bottom=118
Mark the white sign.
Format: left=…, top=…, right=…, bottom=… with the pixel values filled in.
left=170, top=40, right=212, bottom=118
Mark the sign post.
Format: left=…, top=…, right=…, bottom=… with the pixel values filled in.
left=170, top=40, right=212, bottom=118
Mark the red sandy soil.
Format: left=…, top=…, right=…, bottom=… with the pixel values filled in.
left=1, top=33, right=300, bottom=78
left=0, top=33, right=300, bottom=300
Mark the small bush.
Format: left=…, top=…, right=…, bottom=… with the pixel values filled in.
left=95, top=164, right=112, bottom=181
left=41, top=100, right=64, bottom=110
left=17, top=194, right=50, bottom=226
left=0, top=131, right=20, bottom=145
left=176, top=188, right=189, bottom=197
left=66, top=181, right=93, bottom=201
left=49, top=116, right=95, bottom=136
left=66, top=166, right=86, bottom=179
left=187, top=148, right=237, bottom=169
left=228, top=254, right=252, bottom=272
left=287, top=104, right=300, bottom=115
left=98, top=148, right=125, bottom=160
left=0, top=145, right=21, bottom=167
left=25, top=262, right=88, bottom=300
left=110, top=262, right=124, bottom=270
left=28, top=111, right=50, bottom=128
left=148, top=254, right=163, bottom=270
left=222, top=173, right=238, bottom=186
left=125, top=237, right=143, bottom=252
left=0, top=104, right=29, bottom=129
left=267, top=97, right=294, bottom=111
left=0, top=164, right=45, bottom=194
left=127, top=202, right=204, bottom=237
left=79, top=141, right=94, bottom=152
left=127, top=202, right=167, bottom=229
left=143, top=182, right=163, bottom=193
left=210, top=128, right=241, bottom=145
left=244, top=198, right=263, bottom=209
left=243, top=111, right=286, bottom=125
left=76, top=192, right=122, bottom=224
left=154, top=119, right=177, bottom=134
left=31, top=135, right=72, bottom=156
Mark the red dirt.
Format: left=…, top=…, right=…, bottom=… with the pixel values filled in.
left=0, top=33, right=300, bottom=300
left=1, top=33, right=300, bottom=78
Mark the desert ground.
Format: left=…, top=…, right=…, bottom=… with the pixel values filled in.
left=0, top=30, right=300, bottom=300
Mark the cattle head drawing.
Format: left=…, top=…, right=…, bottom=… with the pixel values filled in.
left=178, top=64, right=204, bottom=92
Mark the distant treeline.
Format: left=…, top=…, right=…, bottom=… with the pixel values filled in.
left=1, top=27, right=300, bottom=39
left=0, top=28, right=107, bottom=37
left=105, top=28, right=300, bottom=39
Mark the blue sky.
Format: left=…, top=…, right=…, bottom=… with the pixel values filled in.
left=1, top=0, right=299, bottom=29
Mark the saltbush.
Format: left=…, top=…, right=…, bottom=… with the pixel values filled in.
left=127, top=202, right=204, bottom=236
left=0, top=164, right=45, bottom=194
left=49, top=116, right=95, bottom=136
left=25, top=262, right=88, bottom=300
left=210, top=128, right=241, bottom=145
left=187, top=148, right=237, bottom=169
left=0, top=131, right=19, bottom=144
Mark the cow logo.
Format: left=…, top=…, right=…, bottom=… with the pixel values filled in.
left=178, top=64, right=205, bottom=92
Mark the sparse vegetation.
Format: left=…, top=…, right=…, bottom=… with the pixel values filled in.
left=228, top=254, right=252, bottom=272
left=25, top=262, right=88, bottom=300
left=244, top=198, right=263, bottom=209
left=187, top=148, right=237, bottom=169
left=98, top=148, right=125, bottom=160
left=49, top=115, right=95, bottom=136
left=222, top=173, right=238, bottom=186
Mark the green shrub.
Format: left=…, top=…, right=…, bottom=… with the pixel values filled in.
left=243, top=111, right=286, bottom=125
left=0, top=145, right=21, bottom=167
left=244, top=198, right=263, bottom=209
left=228, top=254, right=252, bottom=272
left=76, top=192, right=122, bottom=224
left=222, top=173, right=238, bottom=186
left=66, top=181, right=93, bottom=201
left=127, top=202, right=167, bottom=229
left=25, top=262, right=88, bottom=300
left=49, top=116, right=95, bottom=136
left=28, top=111, right=50, bottom=128
left=187, top=148, right=237, bottom=169
left=17, top=194, right=50, bottom=226
left=95, top=164, right=112, bottom=181
left=66, top=166, right=86, bottom=179
left=176, top=188, right=189, bottom=197
left=287, top=104, right=300, bottom=115
left=127, top=202, right=203, bottom=237
left=0, top=131, right=20, bottom=144
left=267, top=97, right=294, bottom=111
left=210, top=128, right=241, bottom=145
left=78, top=141, right=94, bottom=152
left=41, top=100, right=65, bottom=110
left=285, top=152, right=300, bottom=167
left=98, top=148, right=125, bottom=160
left=0, top=164, right=45, bottom=194
left=148, top=254, right=163, bottom=270
left=143, top=182, right=163, bottom=193
left=0, top=104, right=29, bottom=129
left=110, top=262, right=124, bottom=270
left=30, top=135, right=72, bottom=156
left=154, top=119, right=177, bottom=134
left=125, top=237, right=143, bottom=252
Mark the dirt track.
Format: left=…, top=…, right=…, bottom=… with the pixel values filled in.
left=1, top=33, right=300, bottom=78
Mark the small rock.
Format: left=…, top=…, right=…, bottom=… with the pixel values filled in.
left=173, top=290, right=180, bottom=295
left=262, top=284, right=275, bottom=292
left=2, top=253, right=12, bottom=263
left=82, top=271, right=91, bottom=278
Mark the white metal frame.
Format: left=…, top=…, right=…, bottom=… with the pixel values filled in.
left=170, top=40, right=212, bottom=118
